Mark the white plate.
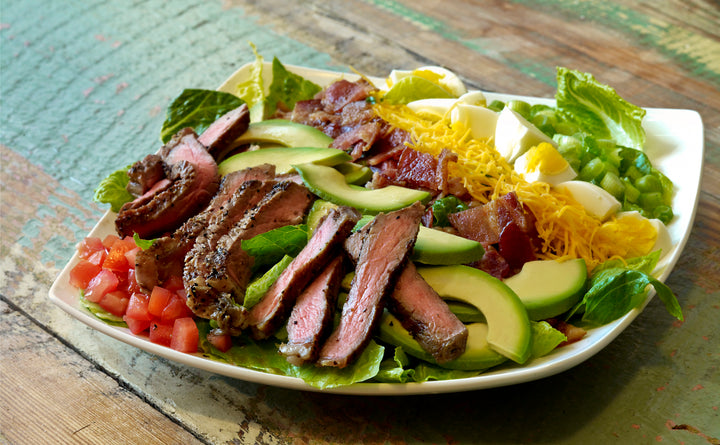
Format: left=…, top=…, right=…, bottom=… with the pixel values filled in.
left=49, top=63, right=704, bottom=395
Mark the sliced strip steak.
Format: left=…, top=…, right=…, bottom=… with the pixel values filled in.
left=116, top=129, right=219, bottom=238
left=387, top=262, right=468, bottom=363
left=247, top=206, right=360, bottom=339
left=186, top=181, right=314, bottom=333
left=345, top=228, right=468, bottom=364
left=317, top=202, right=424, bottom=368
left=197, top=104, right=250, bottom=161
left=134, top=165, right=277, bottom=291
left=278, top=256, right=345, bottom=365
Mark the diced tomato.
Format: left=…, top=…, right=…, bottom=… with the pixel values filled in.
left=87, top=249, right=107, bottom=267
left=123, top=269, right=143, bottom=295
left=207, top=332, right=232, bottom=352
left=163, top=275, right=184, bottom=292
left=124, top=247, right=140, bottom=269
left=102, top=234, right=121, bottom=249
left=102, top=238, right=136, bottom=273
left=69, top=260, right=102, bottom=289
left=76, top=237, right=105, bottom=259
left=125, top=292, right=152, bottom=321
left=170, top=318, right=199, bottom=353
left=148, top=286, right=174, bottom=318
left=85, top=269, right=120, bottom=303
left=149, top=321, right=174, bottom=346
left=123, top=315, right=151, bottom=334
left=161, top=294, right=193, bottom=322
left=98, top=290, right=130, bottom=317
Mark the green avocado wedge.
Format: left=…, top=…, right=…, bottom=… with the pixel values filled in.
left=417, top=265, right=532, bottom=364
left=413, top=227, right=484, bottom=265
left=377, top=311, right=507, bottom=371
left=233, top=119, right=333, bottom=148
left=218, top=147, right=351, bottom=176
left=294, top=163, right=431, bottom=213
left=503, top=259, right=587, bottom=321
left=352, top=215, right=485, bottom=265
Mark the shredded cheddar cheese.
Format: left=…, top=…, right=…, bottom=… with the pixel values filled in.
left=373, top=103, right=658, bottom=272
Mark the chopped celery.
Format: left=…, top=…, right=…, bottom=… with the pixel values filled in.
left=640, top=192, right=664, bottom=210
left=506, top=100, right=531, bottom=119
left=579, top=157, right=605, bottom=182
left=601, top=171, right=625, bottom=200
left=487, top=100, right=505, bottom=112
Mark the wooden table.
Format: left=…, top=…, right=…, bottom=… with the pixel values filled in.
left=2, top=1, right=718, bottom=443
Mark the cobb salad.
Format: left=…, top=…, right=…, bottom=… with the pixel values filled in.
left=56, top=48, right=688, bottom=391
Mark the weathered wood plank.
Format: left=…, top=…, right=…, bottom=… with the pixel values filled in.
left=0, top=299, right=205, bottom=445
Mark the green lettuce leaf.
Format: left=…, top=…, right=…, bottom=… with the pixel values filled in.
left=571, top=251, right=682, bottom=326
left=235, top=42, right=266, bottom=121
left=159, top=89, right=245, bottom=143
left=264, top=57, right=322, bottom=118
left=530, top=321, right=567, bottom=358
left=555, top=67, right=646, bottom=151
left=93, top=165, right=134, bottom=212
left=132, top=233, right=156, bottom=250
left=241, top=224, right=310, bottom=272
left=382, top=75, right=455, bottom=105
left=197, top=321, right=384, bottom=389
left=243, top=255, right=294, bottom=309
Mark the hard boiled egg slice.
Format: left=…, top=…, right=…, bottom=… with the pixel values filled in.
left=408, top=91, right=489, bottom=121
left=613, top=211, right=673, bottom=259
left=555, top=180, right=621, bottom=221
left=450, top=104, right=498, bottom=140
left=387, top=66, right=467, bottom=97
left=494, top=107, right=557, bottom=162
left=513, top=142, right=577, bottom=186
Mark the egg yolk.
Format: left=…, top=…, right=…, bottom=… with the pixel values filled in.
left=525, top=142, right=569, bottom=175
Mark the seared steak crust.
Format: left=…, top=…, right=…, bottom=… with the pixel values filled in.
left=126, top=153, right=165, bottom=197
left=318, top=202, right=424, bottom=368
left=387, top=262, right=468, bottom=363
left=185, top=181, right=314, bottom=333
left=278, top=256, right=345, bottom=365
left=134, top=165, right=278, bottom=291
left=247, top=206, right=360, bottom=339
left=116, top=129, right=220, bottom=239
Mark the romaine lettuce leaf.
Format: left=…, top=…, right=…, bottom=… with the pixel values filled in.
left=530, top=321, right=567, bottom=357
left=382, top=75, right=455, bottom=105
left=264, top=57, right=322, bottom=118
left=241, top=224, right=310, bottom=272
left=93, top=165, right=134, bottom=212
left=243, top=255, right=294, bottom=309
left=159, top=89, right=246, bottom=143
left=569, top=251, right=682, bottom=325
left=555, top=67, right=646, bottom=151
left=235, top=42, right=266, bottom=122
left=197, top=321, right=384, bottom=389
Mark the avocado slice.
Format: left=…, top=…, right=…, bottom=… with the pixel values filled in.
left=294, top=163, right=431, bottom=213
left=377, top=311, right=507, bottom=371
left=335, top=161, right=373, bottom=185
left=417, top=265, right=532, bottom=364
left=413, top=227, right=484, bottom=265
left=218, top=147, right=351, bottom=176
left=503, top=259, right=587, bottom=321
left=233, top=119, right=333, bottom=148
left=353, top=215, right=485, bottom=265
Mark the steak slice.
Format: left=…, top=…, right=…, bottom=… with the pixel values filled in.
left=387, top=262, right=468, bottom=363
left=317, top=202, right=424, bottom=368
left=345, top=229, right=468, bottom=364
left=187, top=181, right=314, bottom=333
left=126, top=153, right=165, bottom=197
left=116, top=129, right=219, bottom=238
left=278, top=256, right=345, bottom=365
left=183, top=180, right=278, bottom=318
left=247, top=206, right=360, bottom=339
left=134, top=165, right=277, bottom=291
left=197, top=104, right=251, bottom=161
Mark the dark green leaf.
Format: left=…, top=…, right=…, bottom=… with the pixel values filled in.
left=263, top=57, right=322, bottom=118
left=431, top=195, right=469, bottom=227
left=159, top=89, right=245, bottom=143
left=241, top=224, right=310, bottom=272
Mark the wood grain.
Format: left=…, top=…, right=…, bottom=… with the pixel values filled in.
left=0, top=300, right=204, bottom=445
